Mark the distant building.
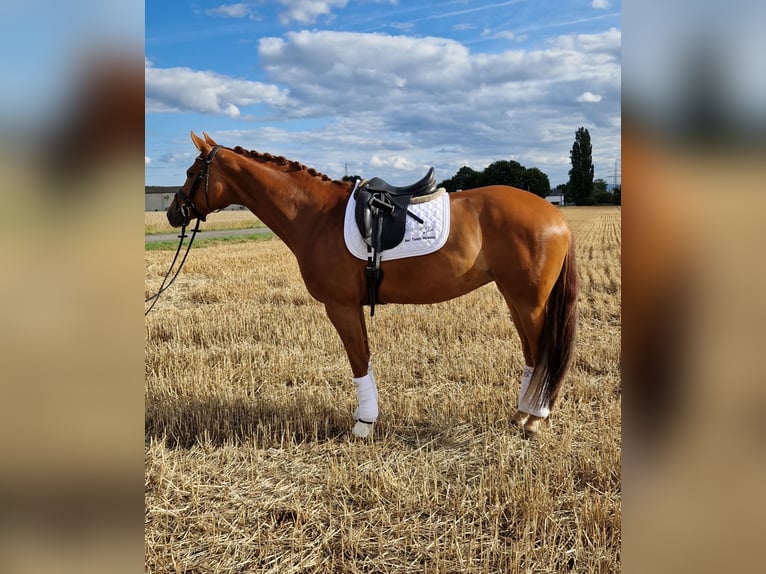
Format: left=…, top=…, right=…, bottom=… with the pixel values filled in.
left=145, top=186, right=175, bottom=211
left=145, top=186, right=247, bottom=211
left=545, top=194, right=565, bottom=205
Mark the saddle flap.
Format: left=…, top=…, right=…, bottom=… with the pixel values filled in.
left=353, top=188, right=414, bottom=251
left=379, top=195, right=411, bottom=250
left=354, top=186, right=374, bottom=244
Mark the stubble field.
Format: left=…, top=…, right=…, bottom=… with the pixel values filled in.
left=145, top=210, right=264, bottom=234
left=145, top=206, right=621, bottom=573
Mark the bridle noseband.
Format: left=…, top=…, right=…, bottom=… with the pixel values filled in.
left=174, top=144, right=222, bottom=226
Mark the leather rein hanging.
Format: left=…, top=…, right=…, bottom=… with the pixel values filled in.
left=144, top=145, right=221, bottom=316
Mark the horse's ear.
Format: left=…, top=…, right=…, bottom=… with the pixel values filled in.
left=190, top=131, right=210, bottom=154
left=202, top=132, right=218, bottom=146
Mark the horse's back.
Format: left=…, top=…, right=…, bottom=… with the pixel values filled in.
left=374, top=186, right=571, bottom=305
left=454, top=185, right=568, bottom=228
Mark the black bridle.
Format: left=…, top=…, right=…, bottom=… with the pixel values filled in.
left=144, top=145, right=222, bottom=316
left=174, top=144, right=222, bottom=226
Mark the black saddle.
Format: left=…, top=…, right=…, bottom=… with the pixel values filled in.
left=352, top=167, right=438, bottom=316
left=362, top=167, right=437, bottom=197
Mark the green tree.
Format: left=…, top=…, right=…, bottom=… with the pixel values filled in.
left=593, top=178, right=608, bottom=195
left=443, top=165, right=482, bottom=191
left=593, top=178, right=611, bottom=204
left=483, top=160, right=525, bottom=188
left=440, top=162, right=555, bottom=197
left=568, top=127, right=594, bottom=205
left=523, top=167, right=551, bottom=197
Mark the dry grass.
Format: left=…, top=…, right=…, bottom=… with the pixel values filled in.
left=146, top=210, right=264, bottom=234
left=145, top=206, right=621, bottom=573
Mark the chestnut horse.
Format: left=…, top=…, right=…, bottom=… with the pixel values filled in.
left=167, top=132, right=577, bottom=438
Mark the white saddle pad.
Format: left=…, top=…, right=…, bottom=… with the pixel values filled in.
left=344, top=189, right=451, bottom=261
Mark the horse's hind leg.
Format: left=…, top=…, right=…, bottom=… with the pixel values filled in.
left=506, top=305, right=532, bottom=426
left=501, top=292, right=548, bottom=437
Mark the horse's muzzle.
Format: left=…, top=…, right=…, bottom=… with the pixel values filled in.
left=169, top=187, right=207, bottom=227
left=166, top=202, right=187, bottom=228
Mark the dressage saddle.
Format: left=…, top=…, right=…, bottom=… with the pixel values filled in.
left=353, top=167, right=438, bottom=316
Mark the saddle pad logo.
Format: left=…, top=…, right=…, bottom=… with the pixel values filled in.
left=344, top=191, right=451, bottom=261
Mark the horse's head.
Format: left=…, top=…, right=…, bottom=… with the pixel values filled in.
left=167, top=131, right=227, bottom=228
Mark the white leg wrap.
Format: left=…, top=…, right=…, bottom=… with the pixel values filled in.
left=352, top=367, right=378, bottom=439
left=353, top=369, right=378, bottom=424
left=518, top=365, right=550, bottom=418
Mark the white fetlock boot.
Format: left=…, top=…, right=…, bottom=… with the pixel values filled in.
left=352, top=365, right=378, bottom=438
left=517, top=365, right=550, bottom=437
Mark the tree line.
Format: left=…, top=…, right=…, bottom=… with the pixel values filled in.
left=345, top=127, right=620, bottom=205
left=437, top=161, right=552, bottom=197
left=438, top=127, right=619, bottom=205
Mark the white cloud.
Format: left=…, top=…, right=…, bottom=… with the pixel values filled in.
left=577, top=91, right=603, bottom=103
left=160, top=152, right=196, bottom=164
left=205, top=3, right=254, bottom=19
left=259, top=29, right=620, bottom=96
left=549, top=27, right=621, bottom=55
left=257, top=30, right=619, bottom=181
left=259, top=31, right=473, bottom=103
left=390, top=21, right=415, bottom=33
left=252, top=29, right=621, bottom=163
left=145, top=156, right=152, bottom=165
left=370, top=154, right=417, bottom=170
left=145, top=59, right=291, bottom=116
left=277, top=0, right=349, bottom=25
left=148, top=27, right=621, bottom=185
left=497, top=31, right=527, bottom=42
left=592, top=0, right=611, bottom=9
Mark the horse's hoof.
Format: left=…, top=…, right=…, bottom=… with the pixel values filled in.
left=352, top=420, right=374, bottom=439
left=511, top=410, right=529, bottom=427
left=521, top=427, right=538, bottom=441
left=521, top=415, right=543, bottom=439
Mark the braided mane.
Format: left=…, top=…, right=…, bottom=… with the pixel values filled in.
left=232, top=146, right=345, bottom=186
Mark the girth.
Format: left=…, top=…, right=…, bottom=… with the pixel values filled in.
left=352, top=168, right=437, bottom=316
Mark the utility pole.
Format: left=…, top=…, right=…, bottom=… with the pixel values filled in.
left=609, top=156, right=621, bottom=189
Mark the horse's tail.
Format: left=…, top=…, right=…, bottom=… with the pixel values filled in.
left=528, top=235, right=578, bottom=411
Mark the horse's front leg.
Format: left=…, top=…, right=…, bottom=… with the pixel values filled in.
left=323, top=302, right=377, bottom=438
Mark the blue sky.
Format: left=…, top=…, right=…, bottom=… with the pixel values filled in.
left=146, top=0, right=621, bottom=188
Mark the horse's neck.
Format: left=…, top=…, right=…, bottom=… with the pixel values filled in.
left=229, top=162, right=346, bottom=249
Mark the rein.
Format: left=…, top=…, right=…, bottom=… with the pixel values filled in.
left=144, top=145, right=221, bottom=316
left=144, top=219, right=201, bottom=316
